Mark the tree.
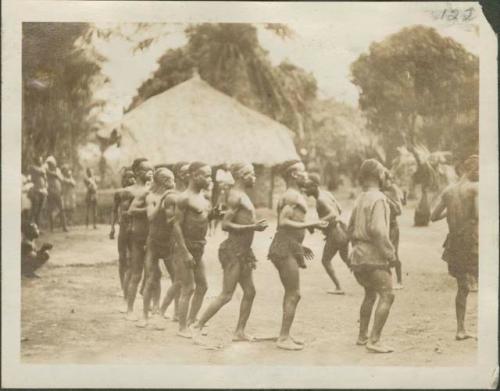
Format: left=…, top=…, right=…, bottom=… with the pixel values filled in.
left=22, top=23, right=102, bottom=172
left=350, top=26, right=479, bottom=163
left=129, top=23, right=318, bottom=143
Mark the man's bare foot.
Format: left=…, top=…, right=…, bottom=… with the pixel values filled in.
left=290, top=335, right=304, bottom=345
left=393, top=283, right=404, bottom=290
left=136, top=319, right=148, bottom=328
left=456, top=332, right=475, bottom=341
left=177, top=328, right=193, bottom=339
left=125, top=312, right=138, bottom=321
left=366, top=341, right=394, bottom=353
left=232, top=332, right=257, bottom=342
left=356, top=337, right=369, bottom=346
left=276, top=337, right=304, bottom=351
left=327, top=289, right=345, bottom=295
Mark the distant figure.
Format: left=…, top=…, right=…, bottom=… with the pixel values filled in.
left=209, top=183, right=229, bottom=235
left=382, top=171, right=405, bottom=290
left=46, top=156, right=68, bottom=232
left=22, top=174, right=33, bottom=222
left=348, top=159, right=396, bottom=353
left=61, top=165, right=76, bottom=226
left=84, top=168, right=98, bottom=229
left=431, top=155, right=478, bottom=341
left=304, top=173, right=350, bottom=295
left=29, top=156, right=48, bottom=227
left=21, top=221, right=52, bottom=278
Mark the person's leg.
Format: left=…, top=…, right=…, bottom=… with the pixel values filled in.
left=176, top=259, right=195, bottom=337
left=163, top=258, right=180, bottom=320
left=195, top=259, right=240, bottom=330
left=187, top=259, right=208, bottom=326
left=117, top=227, right=128, bottom=295
left=91, top=200, right=97, bottom=229
left=234, top=266, right=256, bottom=341
left=276, top=255, right=302, bottom=350
left=455, top=273, right=473, bottom=340
left=125, top=239, right=145, bottom=321
left=58, top=196, right=68, bottom=232
left=322, top=240, right=344, bottom=294
left=137, top=245, right=164, bottom=329
left=48, top=197, right=54, bottom=232
left=366, top=269, right=395, bottom=353
left=357, top=286, right=377, bottom=345
left=85, top=199, right=90, bottom=228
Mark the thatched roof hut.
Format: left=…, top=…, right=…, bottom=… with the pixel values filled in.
left=106, top=74, right=298, bottom=168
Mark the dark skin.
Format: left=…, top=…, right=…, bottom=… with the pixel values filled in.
left=348, top=175, right=396, bottom=353
left=305, top=184, right=350, bottom=294
left=274, top=163, right=327, bottom=351
left=110, top=172, right=136, bottom=303
left=46, top=161, right=68, bottom=233
left=431, top=169, right=478, bottom=341
left=84, top=169, right=98, bottom=229
left=29, top=157, right=47, bottom=227
left=123, top=161, right=153, bottom=321
left=192, top=165, right=268, bottom=342
left=136, top=169, right=176, bottom=329
left=172, top=165, right=212, bottom=338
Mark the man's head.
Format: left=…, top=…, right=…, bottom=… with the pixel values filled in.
left=382, top=170, right=394, bottom=191
left=358, top=159, right=386, bottom=188
left=132, top=158, right=153, bottom=183
left=188, top=161, right=212, bottom=190
left=46, top=156, right=57, bottom=169
left=34, top=156, right=44, bottom=166
left=304, top=172, right=320, bottom=197
left=174, top=161, right=190, bottom=184
left=280, top=159, right=308, bottom=187
left=462, top=155, right=479, bottom=182
left=121, top=168, right=136, bottom=187
left=230, top=162, right=256, bottom=188
left=22, top=221, right=40, bottom=240
left=154, top=167, right=175, bottom=190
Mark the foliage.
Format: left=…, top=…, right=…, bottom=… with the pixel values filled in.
left=22, top=23, right=102, bottom=171
left=350, top=25, right=478, bottom=163
left=129, top=23, right=318, bottom=143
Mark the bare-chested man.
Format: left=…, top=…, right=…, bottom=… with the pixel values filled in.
left=268, top=160, right=328, bottom=350
left=431, top=155, right=478, bottom=341
left=192, top=162, right=268, bottom=341
left=382, top=171, right=405, bottom=289
left=348, top=159, right=396, bottom=353
left=171, top=162, right=212, bottom=338
left=158, top=162, right=191, bottom=321
left=123, top=158, right=153, bottom=321
left=84, top=168, right=98, bottom=229
left=46, top=156, right=68, bottom=232
left=110, top=168, right=136, bottom=302
left=29, top=156, right=48, bottom=227
left=304, top=173, right=350, bottom=295
left=135, top=167, right=178, bottom=329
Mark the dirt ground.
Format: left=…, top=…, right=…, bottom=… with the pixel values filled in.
left=21, top=198, right=477, bottom=366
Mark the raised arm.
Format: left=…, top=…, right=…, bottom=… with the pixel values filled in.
left=222, top=195, right=260, bottom=232
left=278, top=204, right=325, bottom=230
left=127, top=191, right=148, bottom=216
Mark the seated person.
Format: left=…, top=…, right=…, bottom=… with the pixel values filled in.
left=21, top=221, right=52, bottom=278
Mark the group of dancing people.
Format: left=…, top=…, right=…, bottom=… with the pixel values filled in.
left=109, top=154, right=478, bottom=352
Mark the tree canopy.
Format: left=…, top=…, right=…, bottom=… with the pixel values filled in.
left=22, top=23, right=102, bottom=171
left=351, top=25, right=478, bottom=163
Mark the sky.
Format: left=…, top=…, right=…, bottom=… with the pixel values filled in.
left=85, top=3, right=480, bottom=126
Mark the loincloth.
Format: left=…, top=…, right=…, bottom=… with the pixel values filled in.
left=181, top=239, right=206, bottom=264
left=147, top=235, right=174, bottom=260
left=219, top=238, right=257, bottom=271
left=323, top=221, right=349, bottom=253
left=268, top=230, right=306, bottom=268
left=86, top=191, right=97, bottom=204
left=442, top=224, right=478, bottom=278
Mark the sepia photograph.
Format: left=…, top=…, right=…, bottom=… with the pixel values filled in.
left=2, top=0, right=498, bottom=388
